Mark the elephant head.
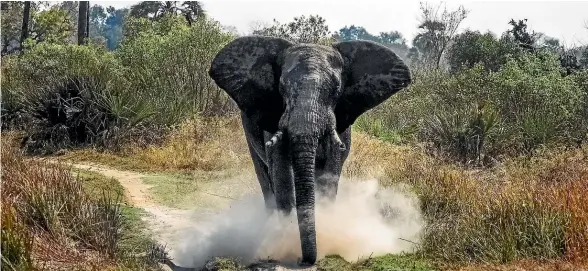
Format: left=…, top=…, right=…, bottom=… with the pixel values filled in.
left=208, top=36, right=412, bottom=265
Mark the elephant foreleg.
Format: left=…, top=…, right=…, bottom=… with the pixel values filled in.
left=246, top=139, right=276, bottom=213
left=266, top=135, right=295, bottom=215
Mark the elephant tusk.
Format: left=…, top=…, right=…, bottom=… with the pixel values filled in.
left=265, top=131, right=283, bottom=147
left=330, top=130, right=346, bottom=150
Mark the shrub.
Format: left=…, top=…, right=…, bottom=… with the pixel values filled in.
left=359, top=52, right=587, bottom=165
left=0, top=135, right=161, bottom=269
left=1, top=43, right=157, bottom=153
left=117, top=15, right=236, bottom=125
left=348, top=133, right=588, bottom=263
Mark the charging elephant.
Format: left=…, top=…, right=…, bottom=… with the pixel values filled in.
left=208, top=36, right=412, bottom=266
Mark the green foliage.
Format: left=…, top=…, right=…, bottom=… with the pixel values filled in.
left=410, top=2, right=469, bottom=70
left=253, top=14, right=334, bottom=44
left=425, top=103, right=501, bottom=166
left=1, top=43, right=152, bottom=153
left=129, top=1, right=205, bottom=26
left=0, top=2, right=25, bottom=55
left=335, top=25, right=410, bottom=59
left=447, top=30, right=516, bottom=73
left=28, top=6, right=75, bottom=45
left=117, top=16, right=235, bottom=124
left=360, top=52, right=587, bottom=165
left=316, top=254, right=434, bottom=271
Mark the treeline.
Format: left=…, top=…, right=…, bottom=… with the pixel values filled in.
left=1, top=1, right=587, bottom=166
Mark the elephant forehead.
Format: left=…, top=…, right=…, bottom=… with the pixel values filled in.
left=283, top=45, right=342, bottom=71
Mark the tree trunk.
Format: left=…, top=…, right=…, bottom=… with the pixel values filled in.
left=85, top=3, right=90, bottom=40
left=20, top=1, right=31, bottom=50
left=77, top=1, right=89, bottom=45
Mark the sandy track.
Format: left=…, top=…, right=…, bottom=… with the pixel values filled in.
left=66, top=162, right=316, bottom=271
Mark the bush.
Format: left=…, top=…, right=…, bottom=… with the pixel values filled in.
left=1, top=16, right=238, bottom=154
left=1, top=43, right=157, bottom=153
left=360, top=52, right=587, bottom=165
left=117, top=15, right=236, bottom=125
left=347, top=133, right=588, bottom=263
left=0, top=135, right=162, bottom=270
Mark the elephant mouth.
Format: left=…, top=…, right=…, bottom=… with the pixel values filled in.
left=265, top=128, right=345, bottom=151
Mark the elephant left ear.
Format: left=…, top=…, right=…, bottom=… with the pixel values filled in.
left=333, top=40, right=412, bottom=133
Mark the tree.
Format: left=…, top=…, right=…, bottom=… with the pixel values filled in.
left=505, top=19, right=541, bottom=52
left=20, top=1, right=31, bottom=49
left=253, top=15, right=333, bottom=44
left=379, top=31, right=406, bottom=45
left=335, top=25, right=379, bottom=42
left=411, top=2, right=469, bottom=69
left=580, top=47, right=588, bottom=69
left=28, top=5, right=75, bottom=45
left=334, top=25, right=409, bottom=60
left=1, top=2, right=25, bottom=55
left=541, top=36, right=562, bottom=53
left=77, top=1, right=89, bottom=45
left=447, top=30, right=514, bottom=73
left=55, top=1, right=78, bottom=43
left=88, top=4, right=107, bottom=45
left=86, top=5, right=128, bottom=50
left=129, top=1, right=205, bottom=25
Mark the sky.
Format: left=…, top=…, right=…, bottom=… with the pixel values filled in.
left=93, top=0, right=588, bottom=46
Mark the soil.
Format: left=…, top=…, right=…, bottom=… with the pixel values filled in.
left=67, top=162, right=316, bottom=271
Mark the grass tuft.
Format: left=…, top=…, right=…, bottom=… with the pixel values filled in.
left=0, top=134, right=162, bottom=270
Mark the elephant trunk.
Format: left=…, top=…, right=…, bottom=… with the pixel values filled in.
left=290, top=135, right=319, bottom=265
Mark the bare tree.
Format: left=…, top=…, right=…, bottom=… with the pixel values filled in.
left=77, top=1, right=89, bottom=45
left=248, top=20, right=270, bottom=34
left=411, top=1, right=469, bottom=69
left=20, top=1, right=31, bottom=49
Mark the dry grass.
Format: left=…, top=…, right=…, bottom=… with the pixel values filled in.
left=0, top=135, right=162, bottom=270
left=345, top=133, right=588, bottom=265
left=62, top=116, right=251, bottom=172
left=55, top=118, right=588, bottom=269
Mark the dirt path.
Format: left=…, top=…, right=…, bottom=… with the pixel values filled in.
left=67, top=162, right=315, bottom=271
left=68, top=163, right=195, bottom=259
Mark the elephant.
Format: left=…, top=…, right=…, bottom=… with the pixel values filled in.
left=207, top=36, right=412, bottom=266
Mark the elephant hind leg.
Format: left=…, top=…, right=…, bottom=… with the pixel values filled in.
left=316, top=169, right=340, bottom=201
left=315, top=130, right=349, bottom=202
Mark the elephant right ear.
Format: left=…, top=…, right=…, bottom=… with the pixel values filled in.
left=209, top=36, right=293, bottom=133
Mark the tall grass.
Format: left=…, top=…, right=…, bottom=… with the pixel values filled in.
left=360, top=53, right=587, bottom=166
left=1, top=16, right=236, bottom=154
left=0, top=135, right=161, bottom=270
left=63, top=115, right=251, bottom=172
left=345, top=134, right=588, bottom=264
left=117, top=15, right=235, bottom=124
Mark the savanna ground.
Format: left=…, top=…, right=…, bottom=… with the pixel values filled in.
left=2, top=1, right=588, bottom=271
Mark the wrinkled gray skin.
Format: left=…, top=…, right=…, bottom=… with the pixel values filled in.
left=208, top=36, right=412, bottom=266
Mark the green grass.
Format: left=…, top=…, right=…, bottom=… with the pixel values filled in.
left=73, top=168, right=126, bottom=201
left=141, top=169, right=256, bottom=209
left=73, top=168, right=164, bottom=270
left=317, top=254, right=435, bottom=271
left=204, top=254, right=435, bottom=271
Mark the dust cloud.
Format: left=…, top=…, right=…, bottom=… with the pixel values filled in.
left=172, top=179, right=425, bottom=268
